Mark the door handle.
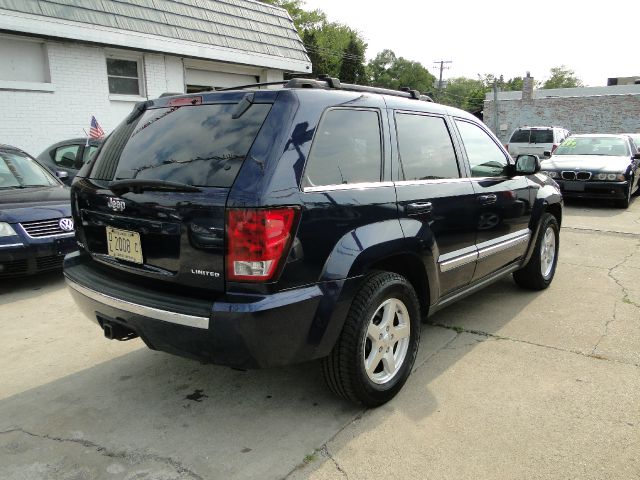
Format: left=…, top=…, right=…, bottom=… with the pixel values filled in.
left=407, top=201, right=433, bottom=214
left=477, top=194, right=497, bottom=205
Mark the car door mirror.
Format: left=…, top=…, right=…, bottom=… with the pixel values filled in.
left=542, top=150, right=552, bottom=159
left=55, top=171, right=69, bottom=180
left=515, top=154, right=541, bottom=175
left=633, top=152, right=640, bottom=160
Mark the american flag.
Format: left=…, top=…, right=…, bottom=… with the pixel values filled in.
left=89, top=116, right=105, bottom=139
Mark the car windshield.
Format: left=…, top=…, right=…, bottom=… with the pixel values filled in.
left=554, top=137, right=629, bottom=156
left=0, top=150, right=59, bottom=189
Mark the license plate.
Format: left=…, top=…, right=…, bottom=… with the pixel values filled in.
left=106, top=226, right=143, bottom=264
left=564, top=181, right=585, bottom=192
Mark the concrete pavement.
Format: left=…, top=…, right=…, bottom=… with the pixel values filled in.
left=1, top=197, right=639, bottom=479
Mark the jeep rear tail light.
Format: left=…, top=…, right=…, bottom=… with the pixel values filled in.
left=226, top=207, right=299, bottom=282
left=505, top=144, right=509, bottom=152
left=551, top=144, right=559, bottom=153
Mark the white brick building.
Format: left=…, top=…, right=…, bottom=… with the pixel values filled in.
left=484, top=74, right=640, bottom=143
left=0, top=0, right=311, bottom=156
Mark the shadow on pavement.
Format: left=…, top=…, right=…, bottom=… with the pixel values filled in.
left=0, top=277, right=544, bottom=480
left=0, top=270, right=65, bottom=301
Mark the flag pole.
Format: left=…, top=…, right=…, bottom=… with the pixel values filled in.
left=83, top=128, right=89, bottom=147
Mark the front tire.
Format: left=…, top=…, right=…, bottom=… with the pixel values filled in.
left=616, top=185, right=631, bottom=208
left=321, top=272, right=421, bottom=407
left=513, top=213, right=559, bottom=290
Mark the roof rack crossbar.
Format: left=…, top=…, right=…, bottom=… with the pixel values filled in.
left=217, top=81, right=288, bottom=91
left=284, top=78, right=433, bottom=102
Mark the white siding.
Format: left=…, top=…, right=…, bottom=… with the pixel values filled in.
left=0, top=38, right=186, bottom=156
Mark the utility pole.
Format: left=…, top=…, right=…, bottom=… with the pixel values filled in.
left=493, top=79, right=499, bottom=135
left=433, top=60, right=452, bottom=90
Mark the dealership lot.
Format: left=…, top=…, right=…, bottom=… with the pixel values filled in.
left=1, top=200, right=639, bottom=480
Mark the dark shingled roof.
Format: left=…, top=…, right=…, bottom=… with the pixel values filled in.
left=0, top=0, right=310, bottom=63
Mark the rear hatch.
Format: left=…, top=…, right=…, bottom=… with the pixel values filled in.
left=508, top=128, right=554, bottom=157
left=72, top=92, right=274, bottom=291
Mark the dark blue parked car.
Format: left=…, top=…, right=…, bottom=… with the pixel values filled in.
left=64, top=78, right=562, bottom=406
left=0, top=145, right=76, bottom=277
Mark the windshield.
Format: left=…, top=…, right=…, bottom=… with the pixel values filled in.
left=554, top=137, right=629, bottom=156
left=91, top=103, right=271, bottom=187
left=0, top=150, right=58, bottom=189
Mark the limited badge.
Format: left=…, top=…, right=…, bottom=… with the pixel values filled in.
left=59, top=217, right=74, bottom=232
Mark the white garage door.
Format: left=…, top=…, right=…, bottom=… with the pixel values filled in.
left=185, top=68, right=258, bottom=92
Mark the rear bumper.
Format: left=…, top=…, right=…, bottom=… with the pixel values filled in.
left=64, top=251, right=358, bottom=369
left=556, top=180, right=628, bottom=200
left=0, top=234, right=76, bottom=277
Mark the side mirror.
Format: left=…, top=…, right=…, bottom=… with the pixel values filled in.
left=515, top=154, right=541, bottom=175
left=633, top=152, right=640, bottom=160
left=543, top=151, right=552, bottom=159
left=55, top=171, right=69, bottom=180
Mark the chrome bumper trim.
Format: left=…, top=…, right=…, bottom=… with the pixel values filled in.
left=65, top=276, right=210, bottom=329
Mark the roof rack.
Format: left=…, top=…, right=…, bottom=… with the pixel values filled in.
left=209, top=76, right=433, bottom=102
left=285, top=76, right=433, bottom=102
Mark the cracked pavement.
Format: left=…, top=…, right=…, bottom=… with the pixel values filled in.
left=2, top=199, right=640, bottom=479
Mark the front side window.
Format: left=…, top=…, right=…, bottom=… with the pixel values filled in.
left=303, top=109, right=382, bottom=188
left=395, top=113, right=459, bottom=180
left=107, top=57, right=142, bottom=95
left=54, top=145, right=80, bottom=167
left=456, top=120, right=509, bottom=177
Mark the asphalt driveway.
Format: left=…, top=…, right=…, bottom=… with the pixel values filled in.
left=1, top=197, right=639, bottom=480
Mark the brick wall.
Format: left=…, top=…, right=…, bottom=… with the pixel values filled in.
left=484, top=94, right=640, bottom=144
left=0, top=39, right=185, bottom=156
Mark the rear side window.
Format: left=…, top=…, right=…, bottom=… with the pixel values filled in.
left=91, top=103, right=271, bottom=187
left=303, top=109, right=382, bottom=188
left=395, top=113, right=459, bottom=180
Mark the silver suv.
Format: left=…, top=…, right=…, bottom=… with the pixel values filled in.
left=506, top=126, right=570, bottom=159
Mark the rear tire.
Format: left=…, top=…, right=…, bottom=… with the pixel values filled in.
left=321, top=272, right=421, bottom=407
left=513, top=213, right=559, bottom=290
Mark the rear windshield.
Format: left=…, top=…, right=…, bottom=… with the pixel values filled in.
left=554, top=137, right=629, bottom=156
left=91, top=103, right=271, bottom=187
left=510, top=129, right=553, bottom=143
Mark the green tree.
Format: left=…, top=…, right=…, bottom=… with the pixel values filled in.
left=438, top=77, right=486, bottom=112
left=368, top=49, right=435, bottom=93
left=339, top=34, right=367, bottom=84
left=541, top=66, right=583, bottom=89
left=260, top=0, right=368, bottom=81
left=259, top=0, right=326, bottom=31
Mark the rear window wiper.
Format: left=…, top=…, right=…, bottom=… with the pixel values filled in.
left=109, top=179, right=202, bottom=194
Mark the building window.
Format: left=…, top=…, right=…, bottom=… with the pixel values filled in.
left=106, top=57, right=143, bottom=95
left=0, top=36, right=50, bottom=83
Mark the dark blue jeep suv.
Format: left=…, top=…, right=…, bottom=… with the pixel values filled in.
left=64, top=78, right=562, bottom=406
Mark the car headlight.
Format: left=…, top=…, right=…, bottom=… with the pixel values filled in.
left=542, top=170, right=559, bottom=178
left=0, top=222, right=18, bottom=237
left=595, top=173, right=625, bottom=181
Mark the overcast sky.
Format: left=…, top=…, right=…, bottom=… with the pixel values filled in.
left=301, top=0, right=638, bottom=87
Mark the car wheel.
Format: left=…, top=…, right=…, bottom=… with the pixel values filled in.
left=321, top=272, right=421, bottom=407
left=513, top=213, right=559, bottom=290
left=616, top=186, right=631, bottom=208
